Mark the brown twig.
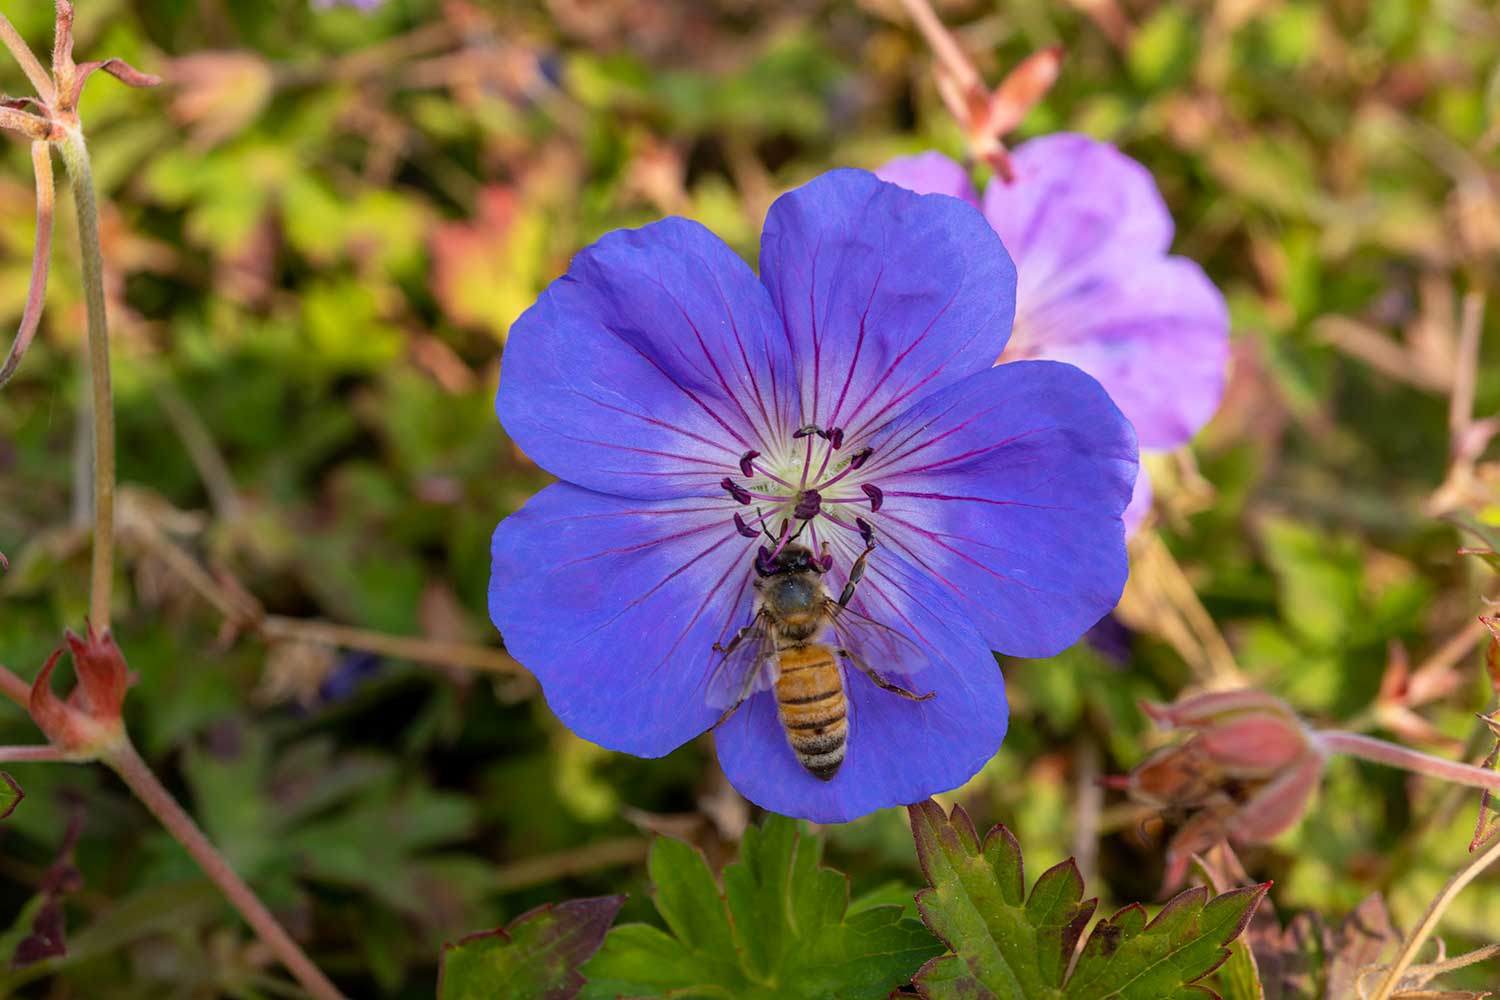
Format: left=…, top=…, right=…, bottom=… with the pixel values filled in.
left=0, top=141, right=55, bottom=389
left=1366, top=832, right=1500, bottom=1000
left=490, top=837, right=648, bottom=894
left=260, top=617, right=523, bottom=675
left=120, top=497, right=526, bottom=676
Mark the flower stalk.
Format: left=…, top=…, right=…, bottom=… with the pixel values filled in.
left=1314, top=728, right=1500, bottom=793
left=58, top=126, right=115, bottom=630
left=101, top=738, right=347, bottom=1000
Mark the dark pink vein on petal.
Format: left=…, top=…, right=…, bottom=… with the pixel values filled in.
left=825, top=265, right=884, bottom=432
left=600, top=322, right=752, bottom=449
left=565, top=391, right=741, bottom=458
left=707, top=268, right=784, bottom=445
left=644, top=271, right=772, bottom=449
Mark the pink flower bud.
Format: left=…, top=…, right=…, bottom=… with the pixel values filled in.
left=1120, top=689, right=1324, bottom=889
left=28, top=625, right=131, bottom=756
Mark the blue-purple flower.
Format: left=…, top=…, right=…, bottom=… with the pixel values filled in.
left=879, top=135, right=1229, bottom=531
left=489, top=169, right=1137, bottom=822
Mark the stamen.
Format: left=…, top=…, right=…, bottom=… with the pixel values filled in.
left=856, top=517, right=876, bottom=547
left=738, top=450, right=760, bottom=478
left=794, top=490, right=822, bottom=520
left=720, top=477, right=752, bottom=505
left=755, top=545, right=778, bottom=576
left=768, top=519, right=795, bottom=560
left=732, top=513, right=760, bottom=538
left=813, top=446, right=874, bottom=492
left=792, top=424, right=821, bottom=439
left=861, top=484, right=884, bottom=512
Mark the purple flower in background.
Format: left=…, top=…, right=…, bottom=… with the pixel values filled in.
left=312, top=0, right=382, bottom=10
left=879, top=135, right=1229, bottom=531
left=489, top=169, right=1137, bottom=822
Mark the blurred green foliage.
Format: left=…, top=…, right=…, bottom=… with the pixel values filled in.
left=0, top=0, right=1495, bottom=995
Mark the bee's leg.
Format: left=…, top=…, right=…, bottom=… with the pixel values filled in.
left=709, top=662, right=764, bottom=730
left=839, top=646, right=935, bottom=702
left=836, top=533, right=877, bottom=608
left=712, top=623, right=758, bottom=655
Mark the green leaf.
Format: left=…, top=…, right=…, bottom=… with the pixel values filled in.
left=440, top=895, right=625, bottom=1000
left=582, top=814, right=941, bottom=999
left=907, top=801, right=1269, bottom=1000
left=0, top=771, right=22, bottom=820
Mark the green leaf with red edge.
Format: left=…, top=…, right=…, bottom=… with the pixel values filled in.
left=439, top=895, right=625, bottom=1000
left=0, top=772, right=22, bottom=820
left=907, top=800, right=1269, bottom=1000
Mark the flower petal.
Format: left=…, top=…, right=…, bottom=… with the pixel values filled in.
left=859, top=360, right=1137, bottom=658
left=1012, top=252, right=1228, bottom=449
left=489, top=483, right=758, bottom=756
left=714, top=550, right=1005, bottom=822
left=875, top=152, right=981, bottom=207
left=758, top=168, right=1016, bottom=444
left=498, top=218, right=798, bottom=499
left=981, top=133, right=1173, bottom=290
left=1123, top=462, right=1153, bottom=535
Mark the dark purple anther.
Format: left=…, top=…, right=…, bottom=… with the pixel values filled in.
left=792, top=424, right=820, bottom=439
left=755, top=545, right=778, bottom=576
left=828, top=427, right=844, bottom=450
left=733, top=513, right=760, bottom=538
left=848, top=447, right=873, bottom=471
left=739, top=450, right=759, bottom=477
left=818, top=550, right=834, bottom=572
left=861, top=483, right=884, bottom=511
left=793, top=490, right=822, bottom=520
left=720, top=477, right=752, bottom=505
left=856, top=517, right=876, bottom=547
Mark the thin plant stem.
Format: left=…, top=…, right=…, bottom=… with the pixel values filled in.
left=1317, top=729, right=1500, bottom=791
left=1367, top=832, right=1500, bottom=1000
left=0, top=664, right=32, bottom=708
left=103, top=738, right=347, bottom=1000
left=1448, top=291, right=1486, bottom=444
left=0, top=744, right=68, bottom=762
left=0, top=13, right=55, bottom=102
left=0, top=141, right=55, bottom=389
left=893, top=0, right=983, bottom=95
left=261, top=616, right=525, bottom=675
left=59, top=126, right=114, bottom=630
left=122, top=509, right=527, bottom=675
left=490, top=837, right=649, bottom=894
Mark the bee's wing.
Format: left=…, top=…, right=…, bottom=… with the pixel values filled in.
left=825, top=601, right=932, bottom=678
left=703, top=611, right=779, bottom=709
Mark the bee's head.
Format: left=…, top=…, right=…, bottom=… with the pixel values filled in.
left=754, top=543, right=824, bottom=578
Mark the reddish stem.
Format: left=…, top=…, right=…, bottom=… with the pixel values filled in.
left=103, top=739, right=347, bottom=1000
left=0, top=141, right=56, bottom=389
left=1317, top=729, right=1500, bottom=791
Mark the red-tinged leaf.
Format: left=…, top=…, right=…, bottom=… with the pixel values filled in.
left=0, top=772, right=21, bottom=820
left=908, top=802, right=1270, bottom=1000
left=439, top=895, right=625, bottom=1000
left=1065, top=883, right=1270, bottom=999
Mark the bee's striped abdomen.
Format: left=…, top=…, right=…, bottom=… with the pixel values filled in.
left=774, top=644, right=847, bottom=781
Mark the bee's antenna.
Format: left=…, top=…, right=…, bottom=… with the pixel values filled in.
left=788, top=518, right=810, bottom=544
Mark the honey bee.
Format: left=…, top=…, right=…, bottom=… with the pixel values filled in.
left=707, top=524, right=934, bottom=780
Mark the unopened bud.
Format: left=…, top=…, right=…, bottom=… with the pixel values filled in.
left=28, top=625, right=130, bottom=757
